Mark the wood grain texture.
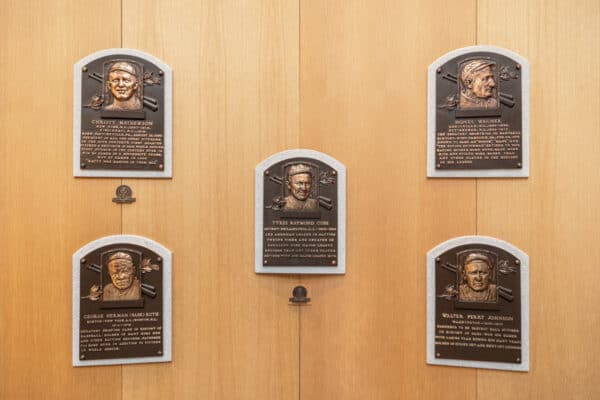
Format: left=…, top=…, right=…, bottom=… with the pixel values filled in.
left=120, top=1, right=300, bottom=399
left=0, top=1, right=123, bottom=400
left=2, top=1, right=600, bottom=399
left=477, top=0, right=600, bottom=399
left=299, top=1, right=478, bottom=399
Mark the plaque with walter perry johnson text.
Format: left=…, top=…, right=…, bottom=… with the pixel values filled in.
left=74, top=49, right=172, bottom=178
left=428, top=46, right=529, bottom=177
left=427, top=236, right=529, bottom=371
left=73, top=235, right=172, bottom=366
left=255, top=150, right=346, bottom=274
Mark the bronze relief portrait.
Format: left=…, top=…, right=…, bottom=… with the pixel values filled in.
left=102, top=251, right=142, bottom=301
left=103, top=60, right=144, bottom=112
left=458, top=59, right=498, bottom=110
left=283, top=163, right=319, bottom=212
left=457, top=250, right=498, bottom=302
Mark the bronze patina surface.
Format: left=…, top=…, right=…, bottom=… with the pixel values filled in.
left=435, top=243, right=522, bottom=364
left=263, top=158, right=338, bottom=267
left=79, top=55, right=165, bottom=171
left=78, top=244, right=163, bottom=361
left=435, top=51, right=523, bottom=170
left=112, top=185, right=136, bottom=204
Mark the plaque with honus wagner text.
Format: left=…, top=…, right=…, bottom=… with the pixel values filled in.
left=427, top=236, right=529, bottom=371
left=255, top=150, right=346, bottom=274
left=74, top=49, right=172, bottom=177
left=428, top=46, right=529, bottom=177
left=73, top=235, right=172, bottom=366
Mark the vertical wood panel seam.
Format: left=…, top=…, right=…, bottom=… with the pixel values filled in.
left=120, top=0, right=124, bottom=235
left=298, top=307, right=302, bottom=400
left=120, top=2, right=124, bottom=400
left=299, top=0, right=302, bottom=139
left=475, top=0, right=479, bottom=240
left=120, top=0, right=124, bottom=236
left=120, top=0, right=124, bottom=47
left=298, top=1, right=302, bottom=399
left=475, top=1, right=480, bottom=399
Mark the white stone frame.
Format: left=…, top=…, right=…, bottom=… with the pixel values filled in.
left=255, top=149, right=346, bottom=274
left=73, top=48, right=173, bottom=178
left=72, top=235, right=172, bottom=366
left=427, top=45, right=530, bottom=178
left=427, top=235, right=529, bottom=371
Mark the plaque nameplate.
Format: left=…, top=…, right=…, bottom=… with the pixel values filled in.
left=74, top=49, right=172, bottom=178
left=427, top=46, right=530, bottom=177
left=73, top=235, right=172, bottom=366
left=255, top=149, right=346, bottom=274
left=427, top=236, right=529, bottom=371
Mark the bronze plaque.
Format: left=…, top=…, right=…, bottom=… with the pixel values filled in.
left=256, top=150, right=346, bottom=274
left=427, top=236, right=529, bottom=371
left=73, top=235, right=172, bottom=366
left=74, top=49, right=172, bottom=178
left=428, top=46, right=529, bottom=177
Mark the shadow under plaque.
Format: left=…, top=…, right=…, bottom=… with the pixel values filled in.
left=427, top=236, right=529, bottom=371
left=255, top=149, right=346, bottom=274
left=427, top=46, right=530, bottom=178
left=73, top=48, right=172, bottom=178
left=73, top=235, right=172, bottom=366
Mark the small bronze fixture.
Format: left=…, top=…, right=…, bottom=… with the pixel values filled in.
left=289, top=286, right=310, bottom=304
left=112, top=185, right=136, bottom=204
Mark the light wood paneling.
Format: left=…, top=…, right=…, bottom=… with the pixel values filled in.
left=477, top=0, right=600, bottom=399
left=120, top=1, right=300, bottom=399
left=299, top=1, right=478, bottom=399
left=2, top=1, right=600, bottom=399
left=0, top=1, right=123, bottom=399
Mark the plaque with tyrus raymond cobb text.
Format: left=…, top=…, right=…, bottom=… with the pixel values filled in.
left=427, top=236, right=529, bottom=371
left=255, top=150, right=346, bottom=274
left=73, top=235, right=172, bottom=366
left=74, top=49, right=172, bottom=178
left=428, top=46, right=529, bottom=177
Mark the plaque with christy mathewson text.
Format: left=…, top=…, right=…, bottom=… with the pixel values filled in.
left=73, top=235, right=172, bottom=366
left=427, top=236, right=529, bottom=371
left=74, top=49, right=172, bottom=177
left=428, top=46, right=529, bottom=177
left=255, top=149, right=346, bottom=274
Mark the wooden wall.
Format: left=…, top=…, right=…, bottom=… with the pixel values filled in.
left=1, top=1, right=598, bottom=399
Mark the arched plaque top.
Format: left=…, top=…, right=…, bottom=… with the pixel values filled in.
left=427, top=235, right=529, bottom=372
left=428, top=45, right=529, bottom=73
left=73, top=234, right=172, bottom=260
left=74, top=48, right=172, bottom=75
left=427, top=235, right=528, bottom=263
left=427, top=46, right=530, bottom=178
left=256, top=149, right=346, bottom=175
left=73, top=234, right=172, bottom=367
left=73, top=49, right=173, bottom=178
left=255, top=149, right=346, bottom=275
